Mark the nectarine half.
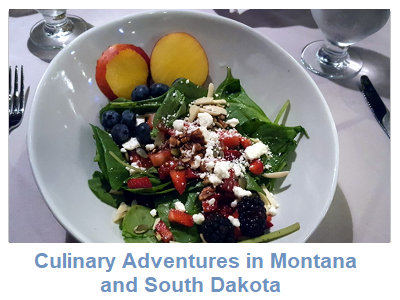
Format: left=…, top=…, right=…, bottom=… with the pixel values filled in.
left=150, top=32, right=209, bottom=86
left=96, top=44, right=150, bottom=100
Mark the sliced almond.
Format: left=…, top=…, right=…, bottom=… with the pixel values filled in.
left=193, top=97, right=214, bottom=105
left=262, top=171, right=289, bottom=179
left=112, top=202, right=129, bottom=224
left=207, top=82, right=215, bottom=97
left=193, top=97, right=226, bottom=106
left=188, top=104, right=201, bottom=122
left=152, top=217, right=161, bottom=230
left=199, top=106, right=227, bottom=116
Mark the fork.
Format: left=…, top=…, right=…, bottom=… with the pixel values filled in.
left=9, top=65, right=27, bottom=133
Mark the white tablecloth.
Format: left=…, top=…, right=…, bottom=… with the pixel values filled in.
left=8, top=9, right=390, bottom=243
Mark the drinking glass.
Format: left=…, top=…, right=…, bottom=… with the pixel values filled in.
left=301, top=9, right=390, bottom=79
left=30, top=9, right=88, bottom=49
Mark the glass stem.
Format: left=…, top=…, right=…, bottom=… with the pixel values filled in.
left=317, top=39, right=350, bottom=69
left=42, top=11, right=73, bottom=37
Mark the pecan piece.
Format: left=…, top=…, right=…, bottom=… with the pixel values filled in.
left=190, top=128, right=205, bottom=144
left=169, top=136, right=180, bottom=148
left=198, top=186, right=216, bottom=201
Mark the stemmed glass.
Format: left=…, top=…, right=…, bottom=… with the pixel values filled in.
left=301, top=9, right=390, bottom=79
left=29, top=9, right=88, bottom=50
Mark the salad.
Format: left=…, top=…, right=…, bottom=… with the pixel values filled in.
left=88, top=68, right=306, bottom=243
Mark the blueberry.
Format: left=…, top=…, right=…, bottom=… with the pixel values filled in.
left=135, top=123, right=152, bottom=145
left=121, top=109, right=137, bottom=136
left=101, top=110, right=121, bottom=132
left=111, top=123, right=130, bottom=145
left=149, top=83, right=169, bottom=97
left=131, top=85, right=150, bottom=102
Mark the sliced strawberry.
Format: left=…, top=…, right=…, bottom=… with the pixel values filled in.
left=168, top=209, right=194, bottom=227
left=219, top=130, right=241, bottom=149
left=128, top=151, right=153, bottom=169
left=186, top=168, right=200, bottom=179
left=240, top=137, right=252, bottom=149
left=202, top=195, right=219, bottom=212
left=158, top=160, right=179, bottom=180
left=266, top=220, right=274, bottom=228
left=266, top=215, right=273, bottom=228
left=234, top=227, right=242, bottom=240
left=148, top=149, right=172, bottom=167
left=154, top=220, right=174, bottom=243
left=249, top=159, right=264, bottom=175
left=170, top=169, right=187, bottom=195
left=223, top=149, right=242, bottom=161
left=127, top=177, right=152, bottom=189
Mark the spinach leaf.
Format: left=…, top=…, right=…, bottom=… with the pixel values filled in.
left=150, top=88, right=189, bottom=136
left=215, top=68, right=271, bottom=124
left=88, top=171, right=125, bottom=208
left=90, top=124, right=129, bottom=191
left=121, top=205, right=157, bottom=243
left=171, top=78, right=208, bottom=101
left=125, top=181, right=176, bottom=195
left=243, top=172, right=265, bottom=195
left=99, top=96, right=165, bottom=117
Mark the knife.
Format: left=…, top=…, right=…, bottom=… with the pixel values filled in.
left=360, top=75, right=390, bottom=138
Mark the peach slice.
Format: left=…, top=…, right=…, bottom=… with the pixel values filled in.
left=150, top=32, right=209, bottom=86
left=95, top=44, right=150, bottom=100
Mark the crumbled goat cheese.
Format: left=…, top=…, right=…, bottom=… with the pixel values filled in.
left=191, top=155, right=202, bottom=169
left=225, top=118, right=239, bottom=127
left=233, top=186, right=252, bottom=199
left=207, top=198, right=216, bottom=205
left=230, top=200, right=238, bottom=207
left=145, top=144, right=155, bottom=151
left=209, top=174, right=222, bottom=186
left=150, top=209, right=157, bottom=217
left=173, top=119, right=185, bottom=131
left=197, top=112, right=214, bottom=128
left=232, top=163, right=245, bottom=177
left=205, top=160, right=215, bottom=172
left=136, top=116, right=146, bottom=125
left=193, top=213, right=205, bottom=225
left=122, top=137, right=140, bottom=150
left=213, top=161, right=231, bottom=179
left=228, top=215, right=240, bottom=227
left=244, top=141, right=271, bottom=161
left=174, top=201, right=186, bottom=212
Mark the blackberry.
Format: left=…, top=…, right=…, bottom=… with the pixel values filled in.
left=201, top=213, right=235, bottom=243
left=237, top=195, right=267, bottom=237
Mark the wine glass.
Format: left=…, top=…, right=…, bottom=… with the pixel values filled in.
left=29, top=9, right=88, bottom=50
left=301, top=9, right=390, bottom=79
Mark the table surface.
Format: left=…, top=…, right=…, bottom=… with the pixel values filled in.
left=8, top=9, right=391, bottom=243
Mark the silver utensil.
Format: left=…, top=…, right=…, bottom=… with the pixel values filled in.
left=9, top=66, right=27, bottom=133
left=360, top=75, right=390, bottom=138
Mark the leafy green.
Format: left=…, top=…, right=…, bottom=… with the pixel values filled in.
left=170, top=78, right=208, bottom=101
left=215, top=67, right=271, bottom=125
left=90, top=124, right=129, bottom=191
left=150, top=88, right=190, bottom=137
left=99, top=96, right=165, bottom=117
left=238, top=222, right=300, bottom=243
left=88, top=171, right=125, bottom=208
left=121, top=205, right=157, bottom=243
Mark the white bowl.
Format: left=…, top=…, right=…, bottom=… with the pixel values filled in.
left=28, top=10, right=339, bottom=243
